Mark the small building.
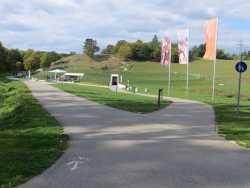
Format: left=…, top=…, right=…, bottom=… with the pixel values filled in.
left=109, top=74, right=126, bottom=91
left=62, top=73, right=84, bottom=82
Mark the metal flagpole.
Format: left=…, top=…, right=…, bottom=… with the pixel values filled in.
left=168, top=40, right=171, bottom=96
left=212, top=17, right=218, bottom=101
left=186, top=59, right=189, bottom=94
left=186, top=30, right=189, bottom=95
left=212, top=58, right=216, bottom=100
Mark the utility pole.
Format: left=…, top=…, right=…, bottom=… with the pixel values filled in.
left=239, top=40, right=243, bottom=62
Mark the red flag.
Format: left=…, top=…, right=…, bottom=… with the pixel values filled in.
left=203, top=18, right=218, bottom=60
left=161, top=37, right=171, bottom=66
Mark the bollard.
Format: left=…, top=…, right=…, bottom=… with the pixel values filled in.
left=158, top=88, right=163, bottom=107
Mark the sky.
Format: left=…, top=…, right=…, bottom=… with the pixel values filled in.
left=1, top=0, right=250, bottom=53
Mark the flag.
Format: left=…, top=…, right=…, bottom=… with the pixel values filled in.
left=177, top=29, right=189, bottom=64
left=161, top=37, right=171, bottom=66
left=203, top=18, right=218, bottom=60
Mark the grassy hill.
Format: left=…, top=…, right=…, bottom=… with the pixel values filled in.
left=51, top=54, right=128, bottom=72
left=37, top=55, right=249, bottom=99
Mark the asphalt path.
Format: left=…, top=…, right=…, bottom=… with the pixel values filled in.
left=19, top=80, right=250, bottom=188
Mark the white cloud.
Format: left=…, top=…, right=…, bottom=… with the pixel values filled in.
left=0, top=0, right=250, bottom=52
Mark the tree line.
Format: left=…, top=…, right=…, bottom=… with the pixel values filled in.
left=0, top=36, right=244, bottom=74
left=0, top=41, right=68, bottom=73
left=84, top=36, right=238, bottom=62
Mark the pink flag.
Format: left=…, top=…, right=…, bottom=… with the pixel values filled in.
left=177, top=29, right=189, bottom=64
left=161, top=37, right=171, bottom=66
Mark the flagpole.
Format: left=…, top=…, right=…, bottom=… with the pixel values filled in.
left=212, top=58, right=216, bottom=100
left=168, top=40, right=171, bottom=96
left=186, top=30, right=189, bottom=95
left=168, top=60, right=171, bottom=96
left=186, top=59, right=189, bottom=93
left=212, top=17, right=218, bottom=101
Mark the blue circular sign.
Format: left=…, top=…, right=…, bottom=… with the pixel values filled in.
left=235, top=61, right=247, bottom=73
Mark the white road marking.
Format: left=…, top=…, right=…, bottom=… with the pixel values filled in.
left=67, top=156, right=90, bottom=171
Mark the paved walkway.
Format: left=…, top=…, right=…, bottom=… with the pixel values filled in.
left=19, top=80, right=250, bottom=188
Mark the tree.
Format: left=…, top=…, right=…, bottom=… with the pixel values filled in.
left=49, top=51, right=61, bottom=62
left=193, top=44, right=205, bottom=58
left=246, top=51, right=250, bottom=60
left=0, top=42, right=66, bottom=73
left=23, top=49, right=34, bottom=62
left=16, top=61, right=24, bottom=72
left=40, top=51, right=61, bottom=68
left=216, top=49, right=233, bottom=60
left=23, top=51, right=40, bottom=71
left=149, top=35, right=161, bottom=61
left=0, top=42, right=7, bottom=72
left=197, top=44, right=206, bottom=57
left=117, top=43, right=132, bottom=60
left=171, top=43, right=179, bottom=63
left=6, top=49, right=23, bottom=72
left=190, top=44, right=206, bottom=61
left=114, top=40, right=128, bottom=53
left=102, top=44, right=115, bottom=56
left=40, top=52, right=50, bottom=69
left=131, top=40, right=152, bottom=61
left=83, top=38, right=99, bottom=57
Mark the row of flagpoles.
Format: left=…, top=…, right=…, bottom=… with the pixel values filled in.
left=161, top=17, right=218, bottom=100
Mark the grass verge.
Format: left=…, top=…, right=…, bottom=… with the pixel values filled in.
left=213, top=98, right=250, bottom=148
left=54, top=83, right=170, bottom=113
left=0, top=79, right=67, bottom=188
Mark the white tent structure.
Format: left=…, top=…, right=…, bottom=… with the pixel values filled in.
left=48, top=69, right=66, bottom=81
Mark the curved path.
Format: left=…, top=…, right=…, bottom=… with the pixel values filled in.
left=19, top=80, right=250, bottom=188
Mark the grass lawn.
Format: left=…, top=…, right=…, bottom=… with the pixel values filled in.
left=0, top=79, right=67, bottom=188
left=54, top=83, right=170, bottom=113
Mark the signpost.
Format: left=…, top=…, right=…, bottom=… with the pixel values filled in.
left=235, top=61, right=247, bottom=117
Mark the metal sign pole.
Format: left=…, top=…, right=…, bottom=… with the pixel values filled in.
left=236, top=71, right=242, bottom=117
left=235, top=61, right=247, bottom=117
left=236, top=41, right=244, bottom=117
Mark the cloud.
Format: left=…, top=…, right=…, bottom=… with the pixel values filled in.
left=0, top=0, right=250, bottom=52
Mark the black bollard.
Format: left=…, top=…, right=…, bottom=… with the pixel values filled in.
left=158, top=88, right=163, bottom=107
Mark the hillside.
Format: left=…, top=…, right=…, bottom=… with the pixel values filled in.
left=50, top=54, right=129, bottom=72
left=35, top=55, right=250, bottom=98
left=51, top=54, right=242, bottom=80
left=38, top=54, right=133, bottom=84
